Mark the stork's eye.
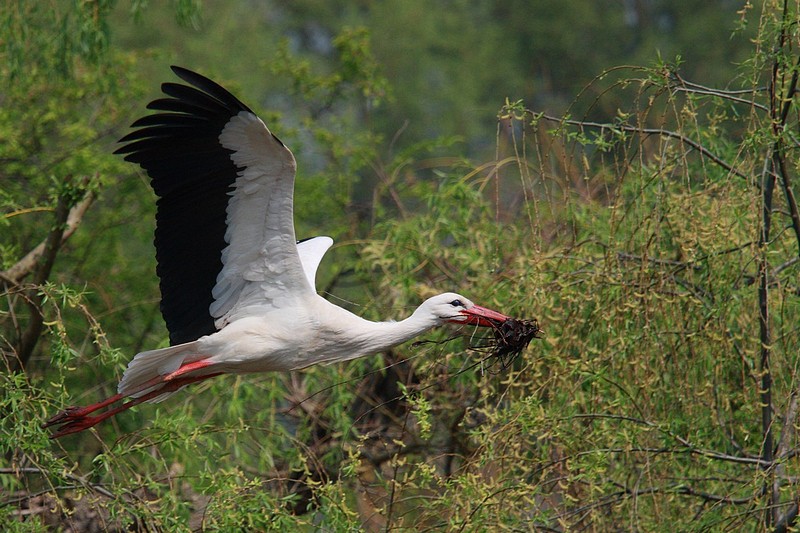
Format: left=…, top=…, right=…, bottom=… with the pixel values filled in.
left=449, top=299, right=464, bottom=307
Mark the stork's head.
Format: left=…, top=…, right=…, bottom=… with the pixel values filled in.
left=423, top=292, right=510, bottom=327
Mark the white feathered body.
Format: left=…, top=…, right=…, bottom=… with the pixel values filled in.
left=118, top=293, right=443, bottom=400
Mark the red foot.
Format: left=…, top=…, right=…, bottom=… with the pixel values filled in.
left=42, top=394, right=124, bottom=428
left=47, top=413, right=110, bottom=438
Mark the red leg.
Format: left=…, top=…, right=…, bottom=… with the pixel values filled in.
left=47, top=372, right=223, bottom=439
left=42, top=374, right=166, bottom=428
left=163, top=359, right=215, bottom=381
left=44, top=359, right=219, bottom=438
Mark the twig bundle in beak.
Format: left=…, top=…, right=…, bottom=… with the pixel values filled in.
left=486, top=317, right=542, bottom=368
left=412, top=314, right=542, bottom=372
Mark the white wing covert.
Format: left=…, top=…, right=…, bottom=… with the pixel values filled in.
left=210, top=111, right=315, bottom=329
left=296, top=236, right=334, bottom=289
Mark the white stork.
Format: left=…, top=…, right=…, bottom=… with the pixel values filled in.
left=44, top=66, right=510, bottom=438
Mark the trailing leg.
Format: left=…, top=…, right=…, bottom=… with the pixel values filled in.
left=43, top=359, right=219, bottom=438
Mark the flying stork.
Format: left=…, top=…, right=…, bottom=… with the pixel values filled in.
left=44, top=66, right=510, bottom=438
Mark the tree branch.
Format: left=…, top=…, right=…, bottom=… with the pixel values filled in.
left=775, top=503, right=799, bottom=533
left=763, top=2, right=796, bottom=524
left=5, top=177, right=95, bottom=372
left=1, top=188, right=95, bottom=285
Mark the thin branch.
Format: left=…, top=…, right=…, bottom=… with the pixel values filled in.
left=0, top=466, right=116, bottom=500
left=669, top=72, right=770, bottom=111
left=775, top=141, right=800, bottom=258
left=551, top=482, right=760, bottom=528
left=561, top=413, right=777, bottom=466
left=537, top=113, right=747, bottom=179
left=776, top=390, right=800, bottom=461
left=616, top=251, right=702, bottom=270
left=670, top=70, right=769, bottom=97
left=773, top=256, right=799, bottom=276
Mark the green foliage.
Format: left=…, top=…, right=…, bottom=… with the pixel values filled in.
left=3, top=1, right=800, bottom=531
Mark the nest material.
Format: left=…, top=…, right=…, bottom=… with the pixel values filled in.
left=486, top=317, right=542, bottom=368
left=412, top=315, right=542, bottom=371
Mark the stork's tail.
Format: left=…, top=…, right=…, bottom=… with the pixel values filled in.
left=118, top=341, right=207, bottom=402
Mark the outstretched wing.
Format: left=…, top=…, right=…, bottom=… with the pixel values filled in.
left=115, top=66, right=312, bottom=344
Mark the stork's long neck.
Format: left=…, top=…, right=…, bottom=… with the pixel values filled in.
left=320, top=301, right=439, bottom=362
left=361, top=309, right=439, bottom=353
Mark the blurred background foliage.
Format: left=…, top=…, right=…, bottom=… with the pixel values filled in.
left=3, top=0, right=800, bottom=531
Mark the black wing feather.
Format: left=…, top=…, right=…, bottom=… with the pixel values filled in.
left=115, top=66, right=253, bottom=345
left=171, top=66, right=254, bottom=111
left=129, top=113, right=211, bottom=128
left=146, top=98, right=222, bottom=117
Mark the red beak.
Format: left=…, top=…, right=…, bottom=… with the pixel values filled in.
left=454, top=305, right=510, bottom=327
